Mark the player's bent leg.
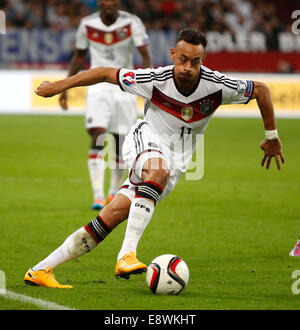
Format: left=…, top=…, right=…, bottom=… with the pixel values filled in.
left=24, top=226, right=98, bottom=288
left=100, top=192, right=149, bottom=279
left=25, top=195, right=131, bottom=288
left=87, top=127, right=107, bottom=210
left=99, top=193, right=131, bottom=229
left=116, top=158, right=170, bottom=279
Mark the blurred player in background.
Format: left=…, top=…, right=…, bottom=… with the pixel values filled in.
left=25, top=29, right=284, bottom=288
left=60, top=0, right=151, bottom=210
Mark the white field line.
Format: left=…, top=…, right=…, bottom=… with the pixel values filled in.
left=0, top=289, right=76, bottom=310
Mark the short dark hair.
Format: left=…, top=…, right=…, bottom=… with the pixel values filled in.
left=176, top=28, right=207, bottom=48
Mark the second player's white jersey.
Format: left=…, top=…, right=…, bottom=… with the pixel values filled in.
left=117, top=65, right=254, bottom=142
left=76, top=10, right=149, bottom=69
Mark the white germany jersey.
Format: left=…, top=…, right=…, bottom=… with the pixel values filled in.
left=117, top=65, right=254, bottom=140
left=76, top=10, right=149, bottom=69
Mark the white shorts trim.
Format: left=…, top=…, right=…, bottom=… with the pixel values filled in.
left=128, top=149, right=165, bottom=185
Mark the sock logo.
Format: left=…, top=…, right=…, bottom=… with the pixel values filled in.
left=135, top=202, right=151, bottom=213
left=82, top=237, right=91, bottom=252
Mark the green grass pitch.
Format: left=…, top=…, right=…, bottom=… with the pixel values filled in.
left=0, top=114, right=299, bottom=310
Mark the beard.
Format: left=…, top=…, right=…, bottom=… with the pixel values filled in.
left=178, top=72, right=192, bottom=84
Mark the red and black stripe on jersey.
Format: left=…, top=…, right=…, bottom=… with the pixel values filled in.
left=86, top=24, right=132, bottom=46
left=150, top=86, right=222, bottom=122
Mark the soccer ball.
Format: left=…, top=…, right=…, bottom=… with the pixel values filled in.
left=146, top=254, right=189, bottom=295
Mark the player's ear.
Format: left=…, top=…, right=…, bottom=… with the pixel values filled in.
left=170, top=48, right=175, bottom=61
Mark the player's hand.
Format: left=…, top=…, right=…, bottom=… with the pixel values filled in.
left=35, top=81, right=61, bottom=98
left=59, top=91, right=68, bottom=110
left=260, top=138, right=285, bottom=170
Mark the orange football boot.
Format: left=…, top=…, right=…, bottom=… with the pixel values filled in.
left=24, top=267, right=73, bottom=289
left=115, top=252, right=147, bottom=279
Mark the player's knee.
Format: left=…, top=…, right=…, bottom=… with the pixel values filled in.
left=156, top=168, right=170, bottom=188
left=142, top=167, right=170, bottom=189
left=142, top=158, right=170, bottom=187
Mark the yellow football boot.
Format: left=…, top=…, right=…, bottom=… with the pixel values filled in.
left=24, top=267, right=73, bottom=289
left=115, top=252, right=147, bottom=279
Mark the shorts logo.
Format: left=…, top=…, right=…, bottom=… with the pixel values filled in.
left=123, top=72, right=136, bottom=86
left=181, top=107, right=193, bottom=121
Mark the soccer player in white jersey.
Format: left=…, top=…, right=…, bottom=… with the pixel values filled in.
left=25, top=29, right=284, bottom=288
left=60, top=0, right=151, bottom=210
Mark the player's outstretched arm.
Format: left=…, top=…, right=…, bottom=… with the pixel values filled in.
left=35, top=67, right=119, bottom=98
left=251, top=81, right=285, bottom=170
left=59, top=49, right=88, bottom=110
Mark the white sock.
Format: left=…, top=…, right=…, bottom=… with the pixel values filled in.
left=109, top=156, right=126, bottom=196
left=88, top=149, right=105, bottom=199
left=32, top=227, right=97, bottom=271
left=117, top=197, right=155, bottom=261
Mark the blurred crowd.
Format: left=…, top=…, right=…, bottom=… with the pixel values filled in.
left=0, top=0, right=91, bottom=30
left=0, top=0, right=293, bottom=50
